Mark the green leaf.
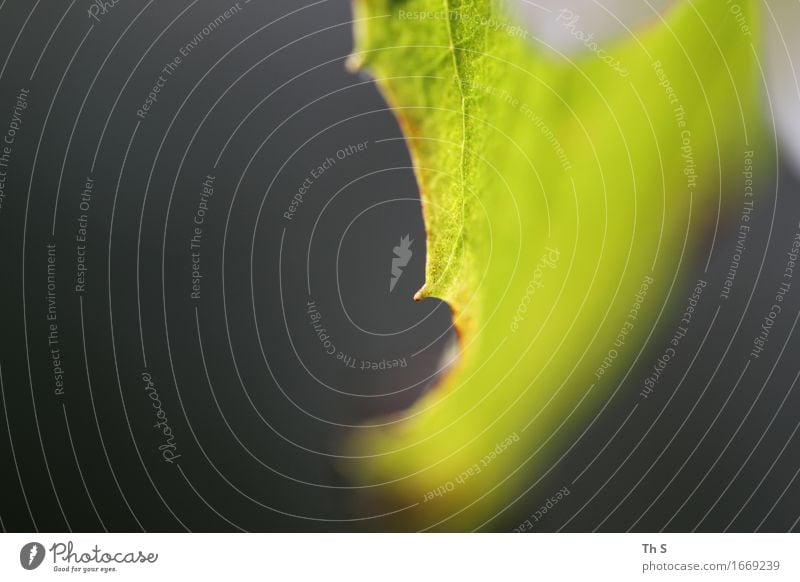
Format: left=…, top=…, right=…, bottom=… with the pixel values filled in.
left=345, top=0, right=766, bottom=529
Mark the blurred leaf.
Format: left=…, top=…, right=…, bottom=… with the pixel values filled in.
left=345, top=0, right=765, bottom=529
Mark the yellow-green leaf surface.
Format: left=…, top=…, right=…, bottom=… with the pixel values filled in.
left=345, top=0, right=765, bottom=529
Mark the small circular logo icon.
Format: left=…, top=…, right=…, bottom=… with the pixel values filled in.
left=20, top=542, right=45, bottom=570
